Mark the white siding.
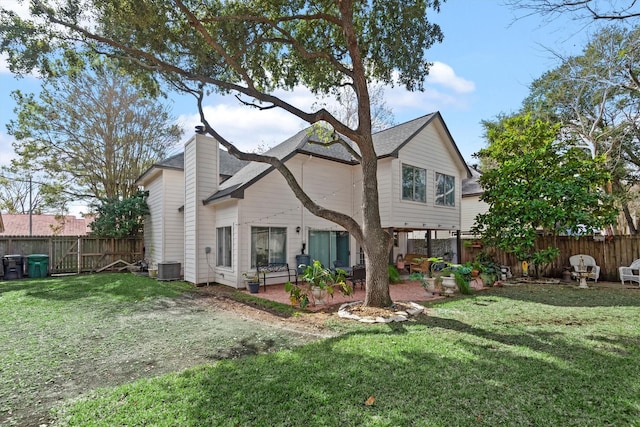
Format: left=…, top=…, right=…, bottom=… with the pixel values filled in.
left=184, top=134, right=218, bottom=284
left=161, top=169, right=185, bottom=266
left=238, top=154, right=357, bottom=277
left=384, top=122, right=465, bottom=231
left=143, top=175, right=163, bottom=267
left=461, top=195, right=488, bottom=234
left=142, top=168, right=185, bottom=270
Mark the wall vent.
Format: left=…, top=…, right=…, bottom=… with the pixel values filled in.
left=157, top=261, right=181, bottom=281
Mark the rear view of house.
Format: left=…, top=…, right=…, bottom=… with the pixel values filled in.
left=136, top=112, right=471, bottom=288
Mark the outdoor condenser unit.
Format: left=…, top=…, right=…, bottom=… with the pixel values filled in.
left=157, top=261, right=181, bottom=281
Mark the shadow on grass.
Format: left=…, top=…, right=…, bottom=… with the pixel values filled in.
left=59, top=308, right=640, bottom=426
left=452, top=283, right=640, bottom=308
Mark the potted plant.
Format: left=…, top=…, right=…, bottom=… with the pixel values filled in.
left=285, top=260, right=351, bottom=307
left=474, top=252, right=500, bottom=287
left=242, top=271, right=260, bottom=293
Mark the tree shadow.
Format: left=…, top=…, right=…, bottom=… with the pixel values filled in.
left=466, top=283, right=640, bottom=308
left=62, top=313, right=640, bottom=426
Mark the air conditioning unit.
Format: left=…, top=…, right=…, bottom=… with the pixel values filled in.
left=157, top=261, right=181, bottom=281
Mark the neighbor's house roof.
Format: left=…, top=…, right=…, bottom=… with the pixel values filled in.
left=205, top=111, right=472, bottom=204
left=462, top=166, right=483, bottom=197
left=0, top=214, right=93, bottom=236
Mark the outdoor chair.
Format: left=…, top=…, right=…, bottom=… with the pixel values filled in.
left=619, top=259, right=640, bottom=285
left=333, top=260, right=353, bottom=276
left=569, top=254, right=600, bottom=282
left=351, top=264, right=366, bottom=290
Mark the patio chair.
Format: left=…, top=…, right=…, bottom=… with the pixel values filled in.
left=333, top=260, right=353, bottom=276
left=619, top=259, right=640, bottom=285
left=351, top=264, right=366, bottom=290
left=409, top=257, right=430, bottom=274
left=569, top=254, right=600, bottom=282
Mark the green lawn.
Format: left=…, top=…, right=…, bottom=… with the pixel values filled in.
left=50, top=283, right=640, bottom=426
left=3, top=274, right=640, bottom=426
left=0, top=273, right=318, bottom=426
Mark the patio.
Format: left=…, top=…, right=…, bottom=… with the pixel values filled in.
left=240, top=278, right=445, bottom=311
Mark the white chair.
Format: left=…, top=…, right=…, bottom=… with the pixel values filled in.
left=569, top=255, right=600, bottom=282
left=619, top=259, right=640, bottom=285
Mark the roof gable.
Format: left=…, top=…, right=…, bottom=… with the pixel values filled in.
left=186, top=112, right=470, bottom=204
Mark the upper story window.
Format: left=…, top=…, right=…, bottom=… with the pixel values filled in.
left=402, top=164, right=426, bottom=203
left=435, top=173, right=455, bottom=206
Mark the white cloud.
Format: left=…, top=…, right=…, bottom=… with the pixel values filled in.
left=177, top=102, right=307, bottom=152
left=426, top=61, right=475, bottom=93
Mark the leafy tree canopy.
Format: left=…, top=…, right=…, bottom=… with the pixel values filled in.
left=89, top=190, right=149, bottom=237
left=473, top=113, right=617, bottom=265
left=522, top=25, right=640, bottom=233
left=5, top=59, right=183, bottom=205
left=0, top=0, right=447, bottom=307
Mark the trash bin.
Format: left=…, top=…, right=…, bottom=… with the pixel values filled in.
left=2, top=254, right=24, bottom=280
left=295, top=254, right=310, bottom=275
left=27, top=254, right=49, bottom=278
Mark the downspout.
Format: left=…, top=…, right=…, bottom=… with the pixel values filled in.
left=300, top=154, right=313, bottom=254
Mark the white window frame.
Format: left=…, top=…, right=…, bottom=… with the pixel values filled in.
left=401, top=163, right=427, bottom=203
left=435, top=173, right=455, bottom=206
left=216, top=226, right=232, bottom=267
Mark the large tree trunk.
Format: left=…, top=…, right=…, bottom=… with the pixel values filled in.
left=362, top=227, right=393, bottom=307
left=359, top=141, right=393, bottom=307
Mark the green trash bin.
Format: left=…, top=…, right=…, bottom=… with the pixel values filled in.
left=27, top=254, right=49, bottom=278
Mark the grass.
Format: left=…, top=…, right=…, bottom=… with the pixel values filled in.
left=50, top=283, right=640, bottom=426
left=1, top=273, right=320, bottom=426
left=0, top=274, right=191, bottom=422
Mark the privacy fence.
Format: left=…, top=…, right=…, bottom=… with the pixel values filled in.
left=460, top=235, right=640, bottom=282
left=0, top=236, right=144, bottom=275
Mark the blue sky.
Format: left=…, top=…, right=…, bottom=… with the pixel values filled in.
left=0, top=1, right=601, bottom=171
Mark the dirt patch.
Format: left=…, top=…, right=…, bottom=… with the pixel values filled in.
left=3, top=289, right=338, bottom=427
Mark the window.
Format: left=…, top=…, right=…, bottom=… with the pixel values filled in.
left=402, top=164, right=426, bottom=202
left=435, top=173, right=455, bottom=206
left=216, top=226, right=232, bottom=267
left=251, top=227, right=287, bottom=267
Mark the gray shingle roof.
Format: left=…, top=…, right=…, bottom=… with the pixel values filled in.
left=138, top=149, right=250, bottom=185
left=462, top=166, right=483, bottom=196
left=141, top=112, right=470, bottom=204
left=205, top=112, right=470, bottom=204
left=371, top=113, right=436, bottom=156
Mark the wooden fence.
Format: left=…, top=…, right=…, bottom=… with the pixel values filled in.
left=0, top=236, right=144, bottom=276
left=461, top=235, right=640, bottom=282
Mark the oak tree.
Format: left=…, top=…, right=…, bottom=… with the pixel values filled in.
left=0, top=0, right=447, bottom=306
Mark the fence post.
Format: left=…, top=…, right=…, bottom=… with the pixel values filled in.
left=77, top=237, right=82, bottom=274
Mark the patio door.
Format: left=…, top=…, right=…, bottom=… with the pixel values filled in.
left=308, top=230, right=350, bottom=268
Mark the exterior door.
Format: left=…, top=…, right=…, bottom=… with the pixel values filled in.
left=308, top=230, right=350, bottom=268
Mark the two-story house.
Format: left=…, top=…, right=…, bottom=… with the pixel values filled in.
left=135, top=111, right=471, bottom=287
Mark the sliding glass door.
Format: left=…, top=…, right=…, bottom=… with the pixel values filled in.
left=308, top=230, right=350, bottom=268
